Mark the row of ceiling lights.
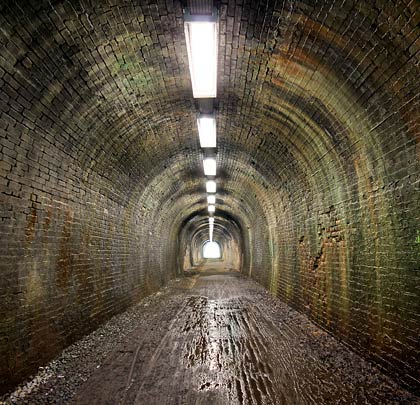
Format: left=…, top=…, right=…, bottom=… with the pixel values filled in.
left=184, top=7, right=219, bottom=242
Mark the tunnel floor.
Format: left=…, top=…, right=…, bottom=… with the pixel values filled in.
left=4, top=265, right=418, bottom=405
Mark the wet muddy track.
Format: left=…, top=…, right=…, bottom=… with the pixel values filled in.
left=71, top=267, right=417, bottom=405
left=3, top=267, right=419, bottom=404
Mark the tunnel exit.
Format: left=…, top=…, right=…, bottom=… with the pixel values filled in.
left=202, top=240, right=221, bottom=259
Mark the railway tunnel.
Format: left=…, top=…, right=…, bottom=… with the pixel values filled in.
left=0, top=0, right=419, bottom=403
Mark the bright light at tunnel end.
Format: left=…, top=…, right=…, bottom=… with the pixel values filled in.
left=184, top=11, right=218, bottom=98
left=203, top=240, right=221, bottom=259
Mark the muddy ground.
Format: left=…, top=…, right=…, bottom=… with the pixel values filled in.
left=2, top=264, right=419, bottom=404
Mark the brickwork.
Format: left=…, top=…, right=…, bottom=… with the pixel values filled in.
left=0, top=0, right=419, bottom=395
left=0, top=0, right=195, bottom=392
left=216, top=0, right=420, bottom=391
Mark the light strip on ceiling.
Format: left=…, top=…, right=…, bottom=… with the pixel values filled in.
left=206, top=180, right=216, bottom=193
left=203, top=157, right=216, bottom=176
left=184, top=11, right=218, bottom=98
left=197, top=115, right=216, bottom=148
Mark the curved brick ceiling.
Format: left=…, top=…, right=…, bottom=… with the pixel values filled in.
left=2, top=0, right=416, bottom=230
left=0, top=0, right=419, bottom=393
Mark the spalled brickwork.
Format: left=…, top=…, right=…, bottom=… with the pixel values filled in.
left=0, top=0, right=419, bottom=396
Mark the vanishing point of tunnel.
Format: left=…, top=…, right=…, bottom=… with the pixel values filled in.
left=0, top=0, right=419, bottom=404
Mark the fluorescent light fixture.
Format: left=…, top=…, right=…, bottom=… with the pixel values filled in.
left=208, top=204, right=215, bottom=213
left=209, top=223, right=214, bottom=241
left=207, top=195, right=216, bottom=204
left=184, top=12, right=218, bottom=98
left=206, top=180, right=216, bottom=193
left=197, top=115, right=216, bottom=148
left=203, top=157, right=216, bottom=176
left=209, top=217, right=214, bottom=224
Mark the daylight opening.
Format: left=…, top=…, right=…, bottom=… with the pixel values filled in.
left=202, top=240, right=221, bottom=259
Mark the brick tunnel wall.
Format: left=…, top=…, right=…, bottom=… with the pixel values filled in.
left=214, top=0, right=420, bottom=390
left=0, top=110, right=182, bottom=391
left=0, top=0, right=196, bottom=392
left=0, top=0, right=419, bottom=395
